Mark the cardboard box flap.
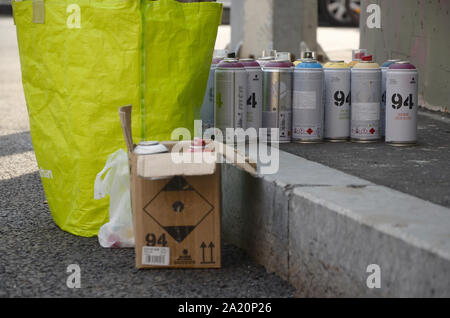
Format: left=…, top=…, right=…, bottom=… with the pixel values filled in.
left=137, top=146, right=218, bottom=179
left=213, top=141, right=258, bottom=176
left=119, top=105, right=134, bottom=153
left=119, top=105, right=257, bottom=179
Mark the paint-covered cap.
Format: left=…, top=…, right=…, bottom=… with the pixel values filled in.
left=389, top=61, right=416, bottom=70
left=212, top=57, right=224, bottom=65
left=295, top=59, right=323, bottom=69
left=353, top=60, right=380, bottom=69
left=324, top=60, right=350, bottom=69
left=239, top=58, right=261, bottom=67
left=217, top=59, right=245, bottom=68
left=381, top=59, right=401, bottom=68
left=265, top=60, right=294, bottom=68
left=352, top=49, right=368, bottom=61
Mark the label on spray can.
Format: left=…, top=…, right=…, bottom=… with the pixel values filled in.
left=381, top=60, right=401, bottom=137
left=262, top=60, right=293, bottom=143
left=292, top=60, right=324, bottom=142
left=215, top=59, right=248, bottom=143
left=200, top=64, right=217, bottom=132
left=324, top=61, right=351, bottom=141
left=351, top=60, right=381, bottom=142
left=386, top=62, right=418, bottom=145
left=240, top=59, right=263, bottom=132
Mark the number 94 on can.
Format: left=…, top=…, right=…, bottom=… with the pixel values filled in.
left=385, top=61, right=419, bottom=146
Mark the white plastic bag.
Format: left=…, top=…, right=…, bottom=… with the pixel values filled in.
left=94, top=149, right=134, bottom=248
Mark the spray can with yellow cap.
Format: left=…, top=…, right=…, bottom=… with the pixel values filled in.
left=324, top=60, right=351, bottom=142
left=350, top=55, right=381, bottom=143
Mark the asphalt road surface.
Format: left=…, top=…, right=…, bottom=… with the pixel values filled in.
left=0, top=16, right=295, bottom=298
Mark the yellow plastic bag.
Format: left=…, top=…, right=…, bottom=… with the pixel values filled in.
left=142, top=0, right=222, bottom=140
left=12, top=0, right=222, bottom=237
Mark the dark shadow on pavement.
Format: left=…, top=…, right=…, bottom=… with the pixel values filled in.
left=0, top=131, right=33, bottom=158
left=0, top=5, right=12, bottom=16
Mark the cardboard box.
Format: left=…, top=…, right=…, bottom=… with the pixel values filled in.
left=119, top=106, right=221, bottom=269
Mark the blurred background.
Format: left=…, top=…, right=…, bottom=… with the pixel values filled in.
left=1, top=0, right=448, bottom=112
left=215, top=0, right=360, bottom=62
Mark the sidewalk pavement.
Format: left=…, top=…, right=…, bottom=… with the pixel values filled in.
left=0, top=16, right=295, bottom=298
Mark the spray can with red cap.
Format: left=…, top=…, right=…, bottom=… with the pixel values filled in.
left=349, top=49, right=368, bottom=68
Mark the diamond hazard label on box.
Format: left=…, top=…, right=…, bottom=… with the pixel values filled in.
left=143, top=176, right=214, bottom=243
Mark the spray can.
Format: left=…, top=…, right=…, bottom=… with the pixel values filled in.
left=215, top=59, right=248, bottom=143
left=240, top=58, right=263, bottom=132
left=381, top=59, right=401, bottom=138
left=200, top=56, right=224, bottom=133
left=323, top=61, right=351, bottom=142
left=262, top=60, right=294, bottom=143
left=351, top=55, right=381, bottom=143
left=349, top=49, right=368, bottom=68
left=292, top=59, right=324, bottom=143
left=293, top=51, right=315, bottom=67
left=385, top=61, right=419, bottom=146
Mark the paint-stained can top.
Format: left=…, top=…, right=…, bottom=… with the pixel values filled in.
left=217, top=59, right=245, bottom=69
left=353, top=60, right=380, bottom=69
left=257, top=56, right=275, bottom=62
left=389, top=61, right=417, bottom=70
left=265, top=60, right=294, bottom=69
left=295, top=59, right=323, bottom=69
left=239, top=58, right=261, bottom=68
left=381, top=59, right=401, bottom=68
left=324, top=60, right=350, bottom=69
left=212, top=57, right=224, bottom=65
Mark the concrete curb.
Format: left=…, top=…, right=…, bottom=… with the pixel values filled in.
left=222, top=150, right=450, bottom=297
